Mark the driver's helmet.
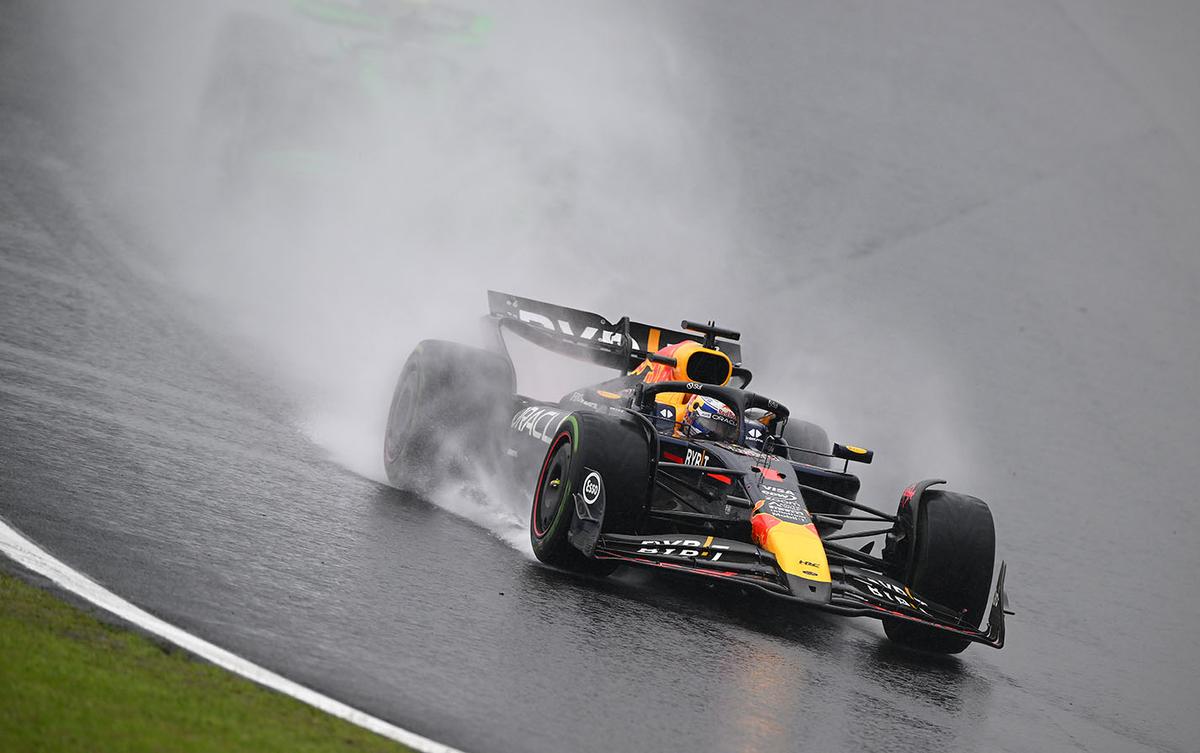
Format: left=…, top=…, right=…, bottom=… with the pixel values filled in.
left=682, top=395, right=739, bottom=442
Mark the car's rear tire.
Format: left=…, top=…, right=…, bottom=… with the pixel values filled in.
left=882, top=489, right=996, bottom=653
left=530, top=411, right=652, bottom=576
left=782, top=419, right=830, bottom=469
left=782, top=419, right=858, bottom=529
left=384, top=339, right=514, bottom=493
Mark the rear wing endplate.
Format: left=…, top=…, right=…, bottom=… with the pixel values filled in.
left=486, top=290, right=742, bottom=372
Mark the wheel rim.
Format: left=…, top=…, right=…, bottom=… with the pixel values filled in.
left=532, top=434, right=572, bottom=539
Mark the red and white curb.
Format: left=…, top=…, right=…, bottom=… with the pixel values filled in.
left=0, top=518, right=468, bottom=753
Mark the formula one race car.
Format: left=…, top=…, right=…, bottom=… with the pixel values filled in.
left=384, top=292, right=1009, bottom=653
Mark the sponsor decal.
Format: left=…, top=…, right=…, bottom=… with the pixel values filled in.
left=760, top=485, right=798, bottom=502
left=764, top=498, right=810, bottom=523
left=746, top=426, right=764, bottom=440
left=581, top=471, right=602, bottom=505
left=757, top=485, right=809, bottom=522
left=853, top=574, right=928, bottom=611
left=637, top=547, right=700, bottom=557
left=567, top=391, right=598, bottom=409
left=633, top=540, right=728, bottom=559
left=515, top=309, right=639, bottom=349
left=511, top=407, right=565, bottom=444
left=684, top=448, right=708, bottom=466
left=708, top=409, right=737, bottom=426
left=686, top=382, right=702, bottom=391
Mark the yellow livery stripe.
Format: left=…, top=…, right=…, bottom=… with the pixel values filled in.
left=759, top=521, right=831, bottom=583
left=647, top=328, right=661, bottom=353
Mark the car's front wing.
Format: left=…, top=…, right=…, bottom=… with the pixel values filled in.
left=594, top=533, right=1007, bottom=649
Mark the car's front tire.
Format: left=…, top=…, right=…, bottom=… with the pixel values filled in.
left=781, top=419, right=831, bottom=469
left=882, top=488, right=996, bottom=653
left=530, top=411, right=652, bottom=575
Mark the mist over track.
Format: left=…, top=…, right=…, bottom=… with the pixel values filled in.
left=2, top=1, right=1199, bottom=751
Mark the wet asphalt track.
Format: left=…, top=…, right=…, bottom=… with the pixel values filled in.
left=3, top=2, right=1200, bottom=752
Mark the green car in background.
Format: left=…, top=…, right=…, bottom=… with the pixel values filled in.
left=193, top=0, right=493, bottom=200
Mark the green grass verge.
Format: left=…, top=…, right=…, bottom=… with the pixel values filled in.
left=0, top=571, right=413, bottom=753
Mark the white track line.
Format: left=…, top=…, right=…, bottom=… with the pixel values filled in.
left=0, top=518, right=468, bottom=753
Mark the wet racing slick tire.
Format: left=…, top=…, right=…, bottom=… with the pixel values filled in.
left=530, top=411, right=652, bottom=576
left=782, top=419, right=831, bottom=469
left=384, top=339, right=515, bottom=493
left=781, top=419, right=855, bottom=530
left=882, top=489, right=996, bottom=654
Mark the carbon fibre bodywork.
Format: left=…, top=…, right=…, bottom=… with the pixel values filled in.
left=502, top=380, right=1006, bottom=649
left=414, top=292, right=1011, bottom=649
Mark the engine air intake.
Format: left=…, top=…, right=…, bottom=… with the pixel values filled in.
left=685, top=349, right=733, bottom=386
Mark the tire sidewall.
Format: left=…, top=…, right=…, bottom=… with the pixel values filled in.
left=531, top=418, right=579, bottom=551
left=883, top=488, right=996, bottom=653
left=529, top=411, right=652, bottom=572
left=908, top=490, right=996, bottom=625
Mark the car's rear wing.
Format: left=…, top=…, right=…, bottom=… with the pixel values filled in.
left=485, top=290, right=743, bottom=373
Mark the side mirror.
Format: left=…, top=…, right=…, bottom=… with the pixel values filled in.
left=832, top=443, right=874, bottom=464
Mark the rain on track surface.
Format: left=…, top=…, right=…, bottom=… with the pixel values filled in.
left=2, top=2, right=1198, bottom=752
